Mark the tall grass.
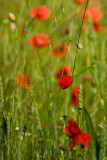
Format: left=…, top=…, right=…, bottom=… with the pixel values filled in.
left=0, top=0, right=107, bottom=159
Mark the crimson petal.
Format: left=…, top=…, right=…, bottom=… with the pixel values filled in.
left=70, top=133, right=90, bottom=149
left=58, top=75, right=72, bottom=89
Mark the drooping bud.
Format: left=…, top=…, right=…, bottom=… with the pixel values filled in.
left=9, top=12, right=16, bottom=22
left=76, top=43, right=83, bottom=49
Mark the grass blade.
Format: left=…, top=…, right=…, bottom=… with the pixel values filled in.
left=83, top=107, right=99, bottom=160
left=104, top=89, right=107, bottom=119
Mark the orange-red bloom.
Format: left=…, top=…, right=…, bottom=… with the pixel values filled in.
left=71, top=86, right=80, bottom=107
left=80, top=7, right=102, bottom=23
left=16, top=74, right=31, bottom=89
left=30, top=5, right=51, bottom=20
left=51, top=44, right=71, bottom=58
left=93, top=23, right=103, bottom=32
left=30, top=33, right=51, bottom=48
left=80, top=7, right=103, bottom=32
left=80, top=9, right=89, bottom=21
left=64, top=120, right=90, bottom=149
left=58, top=75, right=72, bottom=89
left=74, top=0, right=87, bottom=5
left=88, top=7, right=102, bottom=23
left=56, top=65, right=69, bottom=79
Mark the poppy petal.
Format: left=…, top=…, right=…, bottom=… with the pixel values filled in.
left=56, top=65, right=69, bottom=79
left=68, top=120, right=82, bottom=136
left=64, top=127, right=72, bottom=137
left=31, top=5, right=51, bottom=20
left=71, top=98, right=79, bottom=107
left=72, top=86, right=80, bottom=98
left=70, top=133, right=90, bottom=148
left=16, top=74, right=31, bottom=89
left=30, top=33, right=51, bottom=48
left=51, top=44, right=71, bottom=58
left=74, top=0, right=87, bottom=5
left=93, top=23, right=103, bottom=32
left=89, top=7, right=102, bottom=23
left=80, top=9, right=89, bottom=21
left=58, top=75, right=72, bottom=89
left=78, top=133, right=90, bottom=147
left=80, top=7, right=102, bottom=23
left=71, top=86, right=80, bottom=107
left=70, top=135, right=80, bottom=148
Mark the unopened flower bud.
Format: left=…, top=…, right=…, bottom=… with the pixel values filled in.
left=100, top=99, right=104, bottom=106
left=76, top=43, right=83, bottom=49
left=9, top=12, right=16, bottom=22
left=59, top=144, right=67, bottom=151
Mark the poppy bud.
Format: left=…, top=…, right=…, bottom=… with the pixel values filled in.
left=59, top=144, right=67, bottom=151
left=76, top=43, right=83, bottom=49
left=9, top=12, right=16, bottom=22
left=65, top=28, right=69, bottom=35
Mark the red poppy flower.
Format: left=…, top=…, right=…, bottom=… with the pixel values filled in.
left=74, top=0, right=86, bottom=5
left=71, top=85, right=80, bottom=107
left=64, top=120, right=90, bottom=149
left=80, top=7, right=102, bottom=23
left=58, top=75, right=72, bottom=89
left=93, top=23, right=103, bottom=32
left=56, top=65, right=69, bottom=79
left=30, top=5, right=51, bottom=20
left=88, top=7, right=102, bottom=23
left=64, top=120, right=82, bottom=137
left=16, top=74, right=31, bottom=89
left=30, top=33, right=51, bottom=48
left=80, top=9, right=89, bottom=21
left=51, top=44, right=71, bottom=58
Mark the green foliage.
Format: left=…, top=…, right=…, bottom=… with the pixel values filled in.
left=0, top=76, right=3, bottom=112
left=1, top=116, right=7, bottom=143
left=104, top=89, right=107, bottom=119
left=0, top=0, right=107, bottom=159
left=84, top=107, right=99, bottom=160
left=99, top=121, right=107, bottom=160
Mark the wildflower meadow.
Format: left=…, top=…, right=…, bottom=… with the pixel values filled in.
left=0, top=0, right=107, bottom=159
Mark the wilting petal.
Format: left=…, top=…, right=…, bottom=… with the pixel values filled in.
left=71, top=133, right=90, bottom=148
left=30, top=33, right=51, bottom=48
left=31, top=5, right=51, bottom=20
left=58, top=75, right=72, bottom=89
